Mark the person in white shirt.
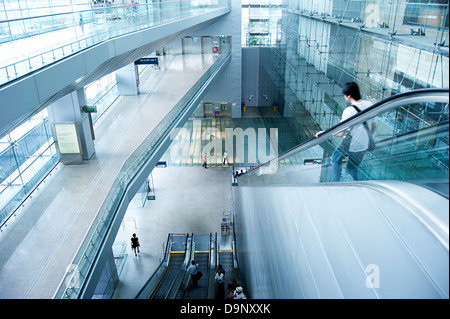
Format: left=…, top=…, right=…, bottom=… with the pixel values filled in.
left=214, top=268, right=225, bottom=299
left=185, top=260, right=200, bottom=287
left=223, top=151, right=229, bottom=165
left=233, top=286, right=247, bottom=299
left=316, top=82, right=376, bottom=181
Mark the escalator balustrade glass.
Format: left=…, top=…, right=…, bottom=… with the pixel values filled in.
left=238, top=89, right=449, bottom=187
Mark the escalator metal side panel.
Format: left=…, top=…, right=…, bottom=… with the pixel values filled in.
left=149, top=234, right=188, bottom=299
left=151, top=251, right=186, bottom=299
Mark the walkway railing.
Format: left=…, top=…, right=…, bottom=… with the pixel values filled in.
left=0, top=0, right=230, bottom=86
left=53, top=47, right=231, bottom=299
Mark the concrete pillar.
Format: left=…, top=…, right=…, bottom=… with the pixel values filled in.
left=93, top=247, right=119, bottom=298
left=116, top=62, right=140, bottom=95
left=47, top=89, right=95, bottom=163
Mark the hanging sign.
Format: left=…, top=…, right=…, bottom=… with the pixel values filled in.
left=135, top=57, right=159, bottom=65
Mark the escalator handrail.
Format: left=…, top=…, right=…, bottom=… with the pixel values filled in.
left=179, top=235, right=196, bottom=293
left=135, top=233, right=173, bottom=299
left=231, top=239, right=248, bottom=299
left=207, top=232, right=218, bottom=299
left=166, top=233, right=194, bottom=299
left=205, top=233, right=217, bottom=299
left=244, top=88, right=449, bottom=174
left=164, top=234, right=192, bottom=299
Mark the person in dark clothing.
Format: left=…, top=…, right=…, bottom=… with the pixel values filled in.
left=214, top=268, right=225, bottom=299
left=186, top=260, right=201, bottom=287
left=227, top=279, right=238, bottom=299
left=131, top=233, right=140, bottom=256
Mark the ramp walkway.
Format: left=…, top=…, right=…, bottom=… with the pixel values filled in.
left=0, top=50, right=229, bottom=299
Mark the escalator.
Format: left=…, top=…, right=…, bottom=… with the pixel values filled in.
left=180, top=235, right=211, bottom=299
left=218, top=250, right=235, bottom=284
left=233, top=88, right=449, bottom=298
left=136, top=232, right=246, bottom=299
left=135, top=233, right=191, bottom=299
left=151, top=252, right=186, bottom=299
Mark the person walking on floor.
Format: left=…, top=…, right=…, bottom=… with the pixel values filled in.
left=202, top=152, right=208, bottom=169
left=223, top=151, right=229, bottom=165
left=131, top=233, right=140, bottom=256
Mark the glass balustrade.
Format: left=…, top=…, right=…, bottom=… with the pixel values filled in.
left=0, top=109, right=59, bottom=230
left=238, top=89, right=449, bottom=187
left=54, top=47, right=231, bottom=299
left=0, top=0, right=230, bottom=86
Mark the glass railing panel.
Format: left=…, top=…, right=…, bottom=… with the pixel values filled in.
left=238, top=89, right=449, bottom=187
left=0, top=117, right=59, bottom=230
left=0, top=0, right=231, bottom=86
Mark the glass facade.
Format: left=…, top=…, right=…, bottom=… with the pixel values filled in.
left=261, top=0, right=448, bottom=138
left=242, top=0, right=283, bottom=46
left=0, top=0, right=229, bottom=85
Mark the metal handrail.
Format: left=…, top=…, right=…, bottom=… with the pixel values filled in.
left=243, top=88, right=449, bottom=175
left=207, top=232, right=218, bottom=299
left=135, top=233, right=172, bottom=299
left=165, top=233, right=193, bottom=299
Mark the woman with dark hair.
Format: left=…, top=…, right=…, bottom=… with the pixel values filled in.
left=131, top=233, right=140, bottom=256
left=316, top=82, right=376, bottom=181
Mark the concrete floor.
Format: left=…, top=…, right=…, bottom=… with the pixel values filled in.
left=111, top=166, right=233, bottom=299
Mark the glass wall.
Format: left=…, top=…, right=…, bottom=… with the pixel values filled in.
left=242, top=0, right=283, bottom=46
left=85, top=72, right=119, bottom=123
left=0, top=0, right=92, bottom=20
left=262, top=0, right=448, bottom=141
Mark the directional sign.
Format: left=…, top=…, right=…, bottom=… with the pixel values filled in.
left=135, top=57, right=159, bottom=65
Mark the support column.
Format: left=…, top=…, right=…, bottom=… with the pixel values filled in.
left=116, top=62, right=140, bottom=95
left=48, top=89, right=95, bottom=164
left=92, top=247, right=119, bottom=299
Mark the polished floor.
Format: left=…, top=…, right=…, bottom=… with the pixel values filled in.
left=0, top=52, right=230, bottom=299
left=111, top=166, right=233, bottom=299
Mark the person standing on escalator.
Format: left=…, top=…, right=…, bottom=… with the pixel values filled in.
left=214, top=268, right=225, bottom=299
left=315, top=82, right=376, bottom=182
left=186, top=260, right=202, bottom=287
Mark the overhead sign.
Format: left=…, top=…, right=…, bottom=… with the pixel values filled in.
left=54, top=123, right=81, bottom=154
left=135, top=57, right=159, bottom=65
